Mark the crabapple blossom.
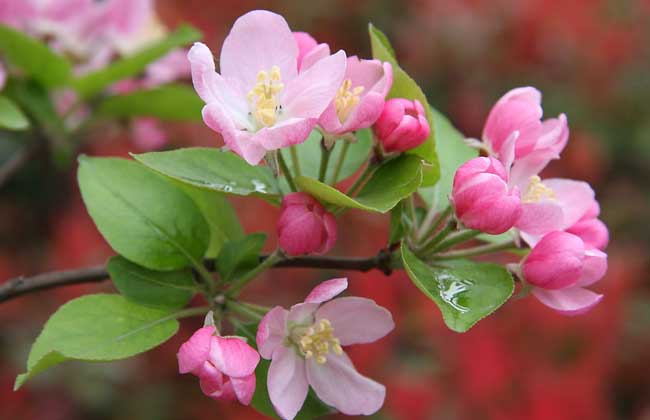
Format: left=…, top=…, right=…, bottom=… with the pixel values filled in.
left=178, top=326, right=260, bottom=405
left=256, top=278, right=394, bottom=419
left=277, top=193, right=337, bottom=256
left=188, top=10, right=346, bottom=165
left=374, top=98, right=430, bottom=153
left=451, top=157, right=522, bottom=234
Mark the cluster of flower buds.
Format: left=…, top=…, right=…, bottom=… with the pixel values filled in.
left=451, top=87, right=609, bottom=314
left=179, top=279, right=394, bottom=419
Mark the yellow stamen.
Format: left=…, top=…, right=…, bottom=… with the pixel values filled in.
left=294, top=319, right=342, bottom=364
left=522, top=175, right=556, bottom=203
left=335, top=79, right=364, bottom=123
left=247, top=66, right=284, bottom=127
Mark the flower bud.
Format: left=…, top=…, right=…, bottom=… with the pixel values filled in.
left=374, top=98, right=430, bottom=153
left=451, top=157, right=522, bottom=234
left=277, top=193, right=337, bottom=255
left=523, top=231, right=585, bottom=289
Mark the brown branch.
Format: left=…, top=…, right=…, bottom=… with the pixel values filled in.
left=0, top=251, right=395, bottom=304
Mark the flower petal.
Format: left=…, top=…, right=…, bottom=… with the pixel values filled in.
left=576, top=248, right=608, bottom=287
left=543, top=178, right=595, bottom=230
left=516, top=200, right=564, bottom=235
left=306, top=351, right=385, bottom=416
left=304, top=278, right=348, bottom=304
left=282, top=50, right=346, bottom=119
left=177, top=326, right=215, bottom=374
left=198, top=361, right=237, bottom=401
left=287, top=302, right=319, bottom=325
left=231, top=373, right=256, bottom=405
left=220, top=10, right=298, bottom=89
left=315, top=297, right=394, bottom=346
left=257, top=306, right=289, bottom=359
left=268, top=345, right=309, bottom=420
left=209, top=335, right=260, bottom=378
left=300, top=43, right=331, bottom=71
left=532, top=287, right=603, bottom=316
left=256, top=117, right=316, bottom=150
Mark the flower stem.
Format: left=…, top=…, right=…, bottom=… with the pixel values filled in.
left=347, top=164, right=375, bottom=196
left=417, top=205, right=452, bottom=242
left=429, top=229, right=481, bottom=254
left=227, top=249, right=284, bottom=297
left=417, top=221, right=455, bottom=256
left=318, top=143, right=332, bottom=182
left=430, top=241, right=518, bottom=260
left=290, top=146, right=302, bottom=177
left=226, top=300, right=264, bottom=322
left=277, top=151, right=297, bottom=192
left=193, top=261, right=216, bottom=296
left=329, top=140, right=350, bottom=184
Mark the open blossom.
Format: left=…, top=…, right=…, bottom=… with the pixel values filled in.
left=451, top=157, right=522, bottom=234
left=277, top=193, right=337, bottom=256
left=178, top=326, right=260, bottom=405
left=188, top=11, right=346, bottom=165
left=257, top=278, right=394, bottom=419
left=522, top=231, right=608, bottom=315
left=374, top=98, right=430, bottom=153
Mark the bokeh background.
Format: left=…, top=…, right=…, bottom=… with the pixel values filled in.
left=2, top=0, right=650, bottom=419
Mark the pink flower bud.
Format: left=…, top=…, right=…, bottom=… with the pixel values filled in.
left=523, top=231, right=585, bottom=290
left=178, top=326, right=260, bottom=405
left=566, top=201, right=609, bottom=250
left=451, top=157, right=522, bottom=234
left=374, top=98, right=430, bottom=153
left=277, top=193, right=337, bottom=256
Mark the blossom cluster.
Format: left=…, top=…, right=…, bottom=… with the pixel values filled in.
left=451, top=87, right=609, bottom=315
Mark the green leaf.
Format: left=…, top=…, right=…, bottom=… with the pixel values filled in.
left=0, top=24, right=71, bottom=87
left=369, top=23, right=439, bottom=186
left=0, top=95, right=29, bottom=130
left=98, top=84, right=204, bottom=121
left=296, top=154, right=422, bottom=213
left=401, top=245, right=514, bottom=332
left=178, top=185, right=244, bottom=258
left=279, top=128, right=373, bottom=185
left=77, top=156, right=209, bottom=270
left=234, top=323, right=335, bottom=420
left=419, top=107, right=478, bottom=211
left=107, top=256, right=196, bottom=309
left=132, top=147, right=280, bottom=199
left=15, top=294, right=180, bottom=390
left=217, top=234, right=266, bottom=283
left=72, top=25, right=202, bottom=99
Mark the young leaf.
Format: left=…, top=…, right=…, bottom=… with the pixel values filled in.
left=401, top=244, right=514, bottom=332
left=0, top=24, right=72, bottom=87
left=77, top=156, right=210, bottom=270
left=369, top=23, right=440, bottom=186
left=177, top=185, right=245, bottom=258
left=72, top=25, right=202, bottom=99
left=15, top=294, right=180, bottom=390
left=98, top=84, right=203, bottom=121
left=234, top=323, right=335, bottom=420
left=296, top=154, right=423, bottom=213
left=419, top=107, right=478, bottom=211
left=132, top=148, right=280, bottom=199
left=107, top=256, right=196, bottom=309
left=218, top=234, right=267, bottom=283
left=0, top=95, right=29, bottom=130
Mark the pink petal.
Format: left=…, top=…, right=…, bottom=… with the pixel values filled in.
left=319, top=211, right=338, bottom=254
left=282, top=50, right=346, bottom=119
left=576, top=248, right=608, bottom=287
left=257, top=306, right=289, bottom=359
left=178, top=326, right=215, bottom=375
left=523, top=231, right=584, bottom=290
left=257, top=117, right=316, bottom=150
left=567, top=218, right=609, bottom=250
left=198, top=361, right=237, bottom=402
left=209, top=336, right=260, bottom=378
left=287, top=302, right=319, bottom=325
left=532, top=287, right=603, bottom=316
left=304, top=278, right=348, bottom=304
left=278, top=212, right=327, bottom=256
left=516, top=200, right=564, bottom=235
left=300, top=43, right=331, bottom=71
left=0, top=62, right=6, bottom=91
left=306, top=352, right=385, bottom=416
left=543, top=178, right=595, bottom=230
left=268, top=346, right=309, bottom=420
left=231, top=373, right=256, bottom=406
left=220, top=10, right=298, bottom=90
left=315, top=297, right=394, bottom=346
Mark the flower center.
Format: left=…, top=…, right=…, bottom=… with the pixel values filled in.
left=335, top=79, right=364, bottom=123
left=247, top=66, right=284, bottom=128
left=522, top=175, right=556, bottom=203
left=293, top=319, right=342, bottom=364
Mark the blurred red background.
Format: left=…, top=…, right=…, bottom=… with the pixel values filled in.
left=1, top=0, right=649, bottom=419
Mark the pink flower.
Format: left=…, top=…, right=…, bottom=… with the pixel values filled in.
left=0, top=0, right=35, bottom=29
left=318, top=56, right=392, bottom=135
left=178, top=326, right=260, bottom=405
left=374, top=98, right=430, bottom=153
left=131, top=118, right=168, bottom=151
left=256, top=278, right=394, bottom=419
left=277, top=193, right=337, bottom=256
left=522, top=231, right=607, bottom=315
left=566, top=201, right=609, bottom=250
left=451, top=157, right=522, bottom=234
left=188, top=10, right=346, bottom=165
left=482, top=87, right=568, bottom=176
left=292, top=31, right=332, bottom=72
left=143, top=49, right=191, bottom=88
